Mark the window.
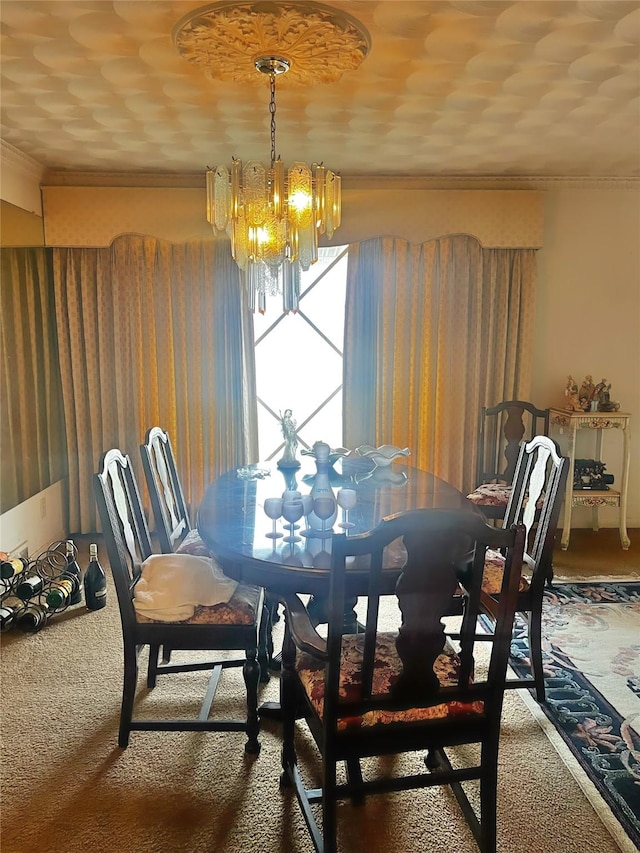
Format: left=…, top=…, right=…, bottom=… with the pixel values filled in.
left=253, top=246, right=348, bottom=461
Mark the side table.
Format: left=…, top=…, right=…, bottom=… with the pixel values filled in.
left=549, top=408, right=631, bottom=550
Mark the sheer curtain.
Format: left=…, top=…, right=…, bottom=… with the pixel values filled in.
left=0, top=248, right=67, bottom=512
left=343, top=235, right=537, bottom=493
left=53, top=235, right=258, bottom=533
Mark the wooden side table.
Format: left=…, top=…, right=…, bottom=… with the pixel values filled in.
left=549, top=408, right=631, bottom=550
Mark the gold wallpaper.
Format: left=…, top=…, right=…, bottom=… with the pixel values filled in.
left=42, top=186, right=543, bottom=248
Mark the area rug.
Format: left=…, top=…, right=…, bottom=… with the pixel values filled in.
left=507, top=581, right=640, bottom=850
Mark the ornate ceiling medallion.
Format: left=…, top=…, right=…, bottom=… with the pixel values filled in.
left=172, top=1, right=371, bottom=86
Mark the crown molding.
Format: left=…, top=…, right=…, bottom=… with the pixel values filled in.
left=343, top=175, right=640, bottom=191
left=1, top=141, right=45, bottom=181
left=1, top=141, right=45, bottom=214
left=42, top=170, right=639, bottom=192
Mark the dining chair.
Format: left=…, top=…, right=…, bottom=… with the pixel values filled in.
left=93, top=447, right=267, bottom=753
left=278, top=508, right=526, bottom=853
left=140, top=426, right=211, bottom=557
left=466, top=400, right=550, bottom=519
left=459, top=435, right=568, bottom=703
left=141, top=426, right=280, bottom=666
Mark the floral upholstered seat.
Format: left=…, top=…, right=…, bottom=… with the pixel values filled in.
left=482, top=549, right=530, bottom=595
left=296, top=632, right=484, bottom=731
left=175, top=527, right=212, bottom=558
left=466, top=482, right=512, bottom=508
left=135, top=579, right=261, bottom=626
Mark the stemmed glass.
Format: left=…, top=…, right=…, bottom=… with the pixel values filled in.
left=337, top=488, right=357, bottom=529
left=313, top=496, right=336, bottom=538
left=282, top=491, right=302, bottom=528
left=282, top=500, right=304, bottom=543
left=264, top=497, right=283, bottom=539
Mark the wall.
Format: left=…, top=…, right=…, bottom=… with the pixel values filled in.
left=0, top=481, right=65, bottom=558
left=0, top=200, right=44, bottom=246
left=533, top=187, right=640, bottom=529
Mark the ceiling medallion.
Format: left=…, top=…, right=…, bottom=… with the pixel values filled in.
left=172, top=1, right=371, bottom=87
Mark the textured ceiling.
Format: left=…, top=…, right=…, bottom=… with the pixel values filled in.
left=1, top=1, right=639, bottom=179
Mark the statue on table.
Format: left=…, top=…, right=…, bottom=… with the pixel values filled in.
left=578, top=375, right=595, bottom=411
left=564, top=375, right=583, bottom=412
left=277, top=408, right=301, bottom=469
left=594, top=379, right=620, bottom=412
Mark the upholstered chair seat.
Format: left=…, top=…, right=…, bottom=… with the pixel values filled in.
left=174, top=527, right=213, bottom=558
left=466, top=483, right=512, bottom=510
left=481, top=550, right=530, bottom=595
left=296, top=632, right=484, bottom=731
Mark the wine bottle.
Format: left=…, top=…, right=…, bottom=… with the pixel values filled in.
left=0, top=604, right=18, bottom=632
left=0, top=556, right=29, bottom=580
left=64, top=540, right=83, bottom=605
left=15, top=601, right=49, bottom=633
left=16, top=575, right=44, bottom=601
left=45, top=577, right=76, bottom=611
left=84, top=543, right=107, bottom=611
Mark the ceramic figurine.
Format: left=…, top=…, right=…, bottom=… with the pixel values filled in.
left=578, top=375, right=595, bottom=411
left=564, top=375, right=583, bottom=412
left=277, top=408, right=301, bottom=469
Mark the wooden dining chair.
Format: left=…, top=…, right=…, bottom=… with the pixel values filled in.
left=459, top=435, right=568, bottom=703
left=278, top=508, right=526, bottom=853
left=93, top=447, right=267, bottom=752
left=467, top=400, right=550, bottom=519
left=140, top=426, right=211, bottom=557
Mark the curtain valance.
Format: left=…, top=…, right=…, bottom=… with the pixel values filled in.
left=42, top=186, right=544, bottom=249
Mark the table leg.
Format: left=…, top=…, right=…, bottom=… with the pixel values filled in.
left=619, top=421, right=631, bottom=549
left=560, top=423, right=576, bottom=550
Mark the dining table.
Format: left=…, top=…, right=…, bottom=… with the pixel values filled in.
left=197, top=453, right=471, bottom=604
left=197, top=453, right=472, bottom=716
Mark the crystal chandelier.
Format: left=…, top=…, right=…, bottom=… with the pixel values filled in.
left=173, top=1, right=370, bottom=313
left=206, top=57, right=341, bottom=313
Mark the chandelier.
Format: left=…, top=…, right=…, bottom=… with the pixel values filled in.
left=173, top=2, right=370, bottom=313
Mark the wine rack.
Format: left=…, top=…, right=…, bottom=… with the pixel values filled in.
left=0, top=540, right=82, bottom=633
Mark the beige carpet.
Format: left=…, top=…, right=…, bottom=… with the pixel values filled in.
left=2, top=564, right=634, bottom=853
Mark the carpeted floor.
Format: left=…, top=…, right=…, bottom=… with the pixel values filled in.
left=508, top=581, right=640, bottom=849
left=1, top=530, right=638, bottom=853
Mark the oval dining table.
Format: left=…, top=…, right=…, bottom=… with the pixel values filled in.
left=197, top=454, right=471, bottom=599
left=197, top=454, right=472, bottom=716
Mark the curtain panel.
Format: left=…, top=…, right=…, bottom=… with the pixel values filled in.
left=53, top=236, right=258, bottom=533
left=343, top=235, right=537, bottom=494
left=0, top=247, right=67, bottom=512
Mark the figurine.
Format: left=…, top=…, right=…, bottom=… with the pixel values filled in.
left=578, top=375, right=595, bottom=411
left=277, top=408, right=301, bottom=469
left=594, top=379, right=620, bottom=412
left=564, top=375, right=583, bottom=412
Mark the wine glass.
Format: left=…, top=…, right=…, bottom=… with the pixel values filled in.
left=337, top=488, right=357, bottom=529
left=313, top=496, right=336, bottom=538
left=282, top=490, right=302, bottom=528
left=264, top=497, right=283, bottom=539
left=282, top=500, right=304, bottom=543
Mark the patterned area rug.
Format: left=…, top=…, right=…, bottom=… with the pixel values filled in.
left=507, top=582, right=640, bottom=849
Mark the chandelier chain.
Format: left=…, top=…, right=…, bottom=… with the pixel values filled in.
left=269, top=73, right=277, bottom=169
